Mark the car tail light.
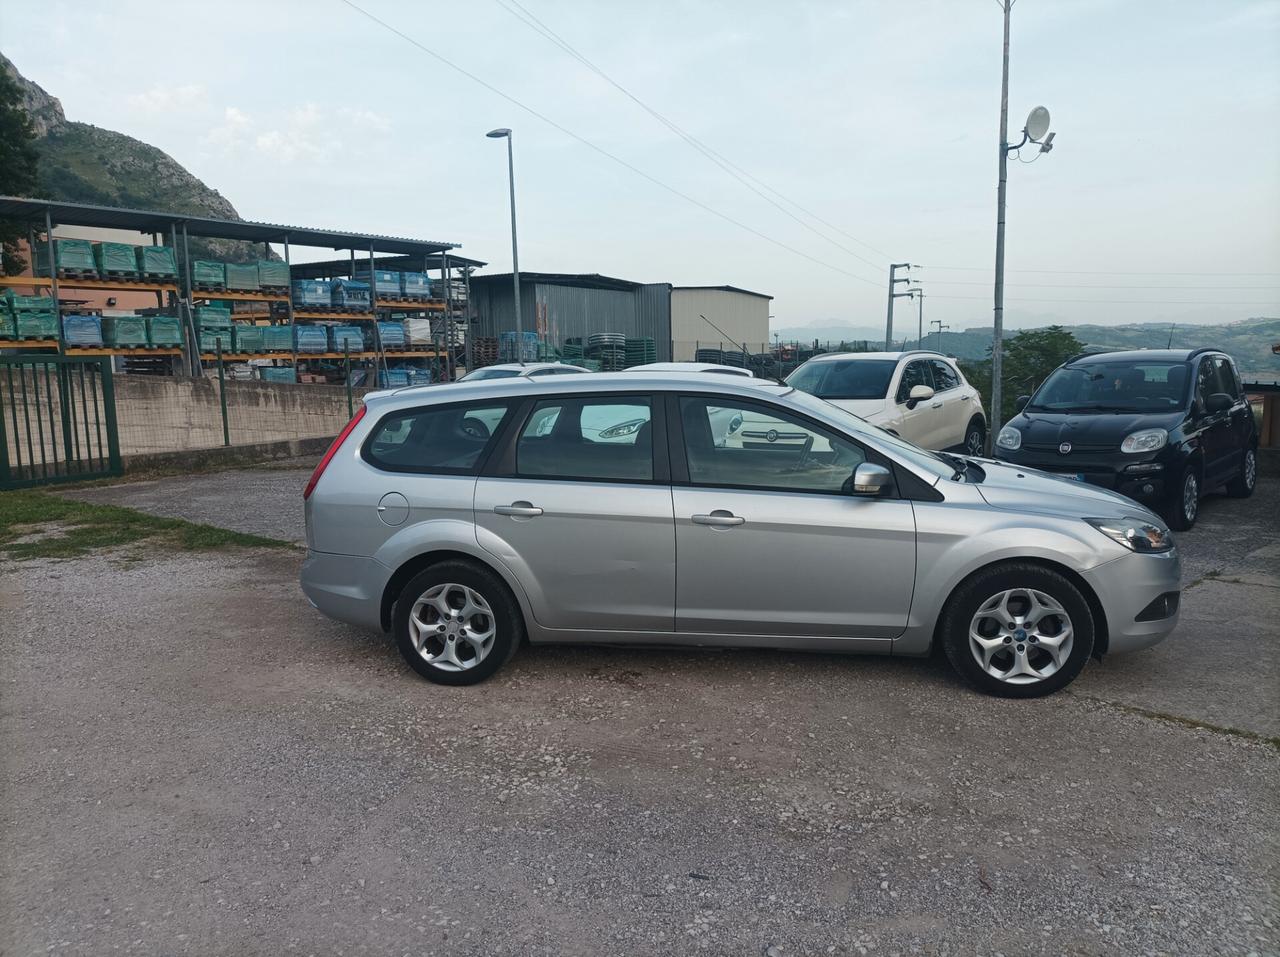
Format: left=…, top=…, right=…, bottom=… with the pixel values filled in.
left=304, top=406, right=367, bottom=500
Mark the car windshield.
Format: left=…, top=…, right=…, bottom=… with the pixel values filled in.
left=1028, top=360, right=1190, bottom=413
left=786, top=358, right=897, bottom=400
left=461, top=368, right=522, bottom=381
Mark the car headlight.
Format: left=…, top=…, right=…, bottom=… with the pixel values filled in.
left=599, top=418, right=646, bottom=439
left=727, top=413, right=743, bottom=435
left=1085, top=516, right=1174, bottom=553
left=1120, top=428, right=1167, bottom=454
left=996, top=425, right=1022, bottom=450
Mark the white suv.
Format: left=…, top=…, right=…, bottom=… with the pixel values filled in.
left=782, top=351, right=987, bottom=453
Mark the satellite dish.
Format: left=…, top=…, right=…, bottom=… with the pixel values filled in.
left=1025, top=106, right=1051, bottom=141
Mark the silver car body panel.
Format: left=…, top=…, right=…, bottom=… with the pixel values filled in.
left=301, top=372, right=1180, bottom=658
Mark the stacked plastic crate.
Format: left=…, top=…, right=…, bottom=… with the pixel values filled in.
left=353, top=267, right=401, bottom=298
left=259, top=367, right=297, bottom=384
left=331, top=279, right=371, bottom=312
left=499, top=331, right=539, bottom=363
left=262, top=325, right=294, bottom=352
left=234, top=324, right=266, bottom=353
left=257, top=260, right=289, bottom=293
left=196, top=305, right=233, bottom=352
left=377, top=368, right=411, bottom=388
left=62, top=314, right=105, bottom=348
left=401, top=272, right=432, bottom=300
left=147, top=315, right=184, bottom=348
left=102, top=314, right=149, bottom=348
left=294, top=324, right=328, bottom=354
left=193, top=261, right=226, bottom=291
left=624, top=337, right=657, bottom=367
left=587, top=332, right=627, bottom=371
left=373, top=320, right=407, bottom=350
left=225, top=263, right=260, bottom=292
left=136, top=245, right=179, bottom=280
left=329, top=325, right=364, bottom=354
left=37, top=239, right=97, bottom=278
left=292, top=280, right=331, bottom=309
left=2, top=291, right=57, bottom=340
left=93, top=242, right=139, bottom=279
left=406, top=367, right=433, bottom=386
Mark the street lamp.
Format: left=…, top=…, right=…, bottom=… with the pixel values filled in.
left=487, top=127, right=523, bottom=349
left=992, top=0, right=1056, bottom=437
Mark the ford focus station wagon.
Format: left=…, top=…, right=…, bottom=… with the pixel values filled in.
left=301, top=373, right=1181, bottom=698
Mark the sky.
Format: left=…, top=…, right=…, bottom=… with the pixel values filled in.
left=2, top=0, right=1278, bottom=335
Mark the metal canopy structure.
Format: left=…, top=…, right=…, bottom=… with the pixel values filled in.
left=289, top=252, right=487, bottom=280
left=0, top=196, right=459, bottom=256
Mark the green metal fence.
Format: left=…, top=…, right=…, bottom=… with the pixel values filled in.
left=0, top=355, right=122, bottom=490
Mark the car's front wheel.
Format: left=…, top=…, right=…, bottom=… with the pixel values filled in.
left=940, top=563, right=1095, bottom=698
left=1166, top=465, right=1200, bottom=531
left=393, top=560, right=523, bottom=686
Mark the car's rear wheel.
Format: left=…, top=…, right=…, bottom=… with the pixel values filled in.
left=393, top=560, right=523, bottom=686
left=963, top=418, right=986, bottom=457
left=1166, top=466, right=1199, bottom=531
left=1226, top=447, right=1257, bottom=498
left=940, top=563, right=1094, bottom=698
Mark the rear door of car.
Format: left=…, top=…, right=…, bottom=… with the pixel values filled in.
left=474, top=390, right=676, bottom=633
left=669, top=393, right=915, bottom=640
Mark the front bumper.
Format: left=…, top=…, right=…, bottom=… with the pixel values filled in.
left=1079, top=547, right=1181, bottom=654
left=299, top=550, right=389, bottom=632
left=994, top=451, right=1166, bottom=504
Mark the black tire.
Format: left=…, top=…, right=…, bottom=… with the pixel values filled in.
left=1225, top=447, right=1257, bottom=498
left=962, top=418, right=986, bottom=457
left=939, top=562, right=1095, bottom=698
left=460, top=416, right=491, bottom=440
left=392, top=560, right=524, bottom=686
left=1165, top=465, right=1200, bottom=531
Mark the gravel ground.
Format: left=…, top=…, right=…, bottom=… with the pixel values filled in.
left=3, top=479, right=1276, bottom=956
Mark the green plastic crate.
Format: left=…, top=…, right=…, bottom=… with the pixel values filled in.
left=93, top=242, right=138, bottom=276
left=16, top=312, right=59, bottom=339
left=234, top=324, right=266, bottom=352
left=225, top=262, right=260, bottom=291
left=4, top=290, right=56, bottom=315
left=147, top=315, right=184, bottom=347
left=257, top=260, right=289, bottom=289
left=259, top=367, right=297, bottom=384
left=195, top=305, right=232, bottom=329
left=0, top=313, right=14, bottom=338
left=103, top=314, right=149, bottom=347
left=199, top=328, right=234, bottom=352
left=261, top=324, right=294, bottom=351
left=136, top=245, right=179, bottom=278
left=193, top=260, right=226, bottom=287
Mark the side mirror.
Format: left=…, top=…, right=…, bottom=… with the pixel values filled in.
left=850, top=462, right=892, bottom=495
left=905, top=384, right=934, bottom=409
left=1206, top=392, right=1233, bottom=415
left=1015, top=394, right=1031, bottom=412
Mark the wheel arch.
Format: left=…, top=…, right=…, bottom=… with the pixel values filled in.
left=931, top=556, right=1110, bottom=659
left=380, top=548, right=527, bottom=633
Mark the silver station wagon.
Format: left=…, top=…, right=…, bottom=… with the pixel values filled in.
left=301, top=372, right=1181, bottom=697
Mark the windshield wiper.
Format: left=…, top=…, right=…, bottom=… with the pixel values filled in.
left=934, top=450, right=967, bottom=480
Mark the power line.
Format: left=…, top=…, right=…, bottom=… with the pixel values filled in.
left=928, top=294, right=1279, bottom=305
left=339, top=0, right=883, bottom=286
left=925, top=265, right=1280, bottom=277
left=491, top=0, right=893, bottom=272
left=925, top=279, right=1280, bottom=290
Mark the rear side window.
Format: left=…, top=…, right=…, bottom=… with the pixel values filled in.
left=364, top=402, right=511, bottom=473
left=930, top=360, right=960, bottom=392
left=516, top=397, right=653, bottom=482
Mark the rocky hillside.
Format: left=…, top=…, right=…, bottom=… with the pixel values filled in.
left=2, top=53, right=260, bottom=262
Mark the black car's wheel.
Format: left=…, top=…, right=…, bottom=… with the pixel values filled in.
left=1226, top=447, right=1257, bottom=498
left=393, top=560, right=524, bottom=686
left=940, top=562, right=1095, bottom=698
left=1166, top=465, right=1200, bottom=531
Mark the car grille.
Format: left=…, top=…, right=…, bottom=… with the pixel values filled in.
left=1023, top=442, right=1116, bottom=453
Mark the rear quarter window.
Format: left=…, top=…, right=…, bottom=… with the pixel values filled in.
left=363, top=402, right=512, bottom=473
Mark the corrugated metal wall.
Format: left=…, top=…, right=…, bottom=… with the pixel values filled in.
left=472, top=279, right=672, bottom=361
left=670, top=288, right=771, bottom=359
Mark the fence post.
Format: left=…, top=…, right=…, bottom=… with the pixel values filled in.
left=344, top=342, right=353, bottom=418
left=98, top=356, right=122, bottom=476
left=215, top=340, right=229, bottom=447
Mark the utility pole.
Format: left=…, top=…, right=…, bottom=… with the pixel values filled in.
left=911, top=288, right=925, bottom=349
left=993, top=0, right=1012, bottom=436
left=930, top=318, right=950, bottom=352
left=885, top=262, right=912, bottom=349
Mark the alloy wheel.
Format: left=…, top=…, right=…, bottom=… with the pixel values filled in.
left=965, top=429, right=984, bottom=456
left=1183, top=473, right=1199, bottom=523
left=1245, top=450, right=1257, bottom=490
left=968, top=588, right=1074, bottom=685
left=408, top=583, right=497, bottom=671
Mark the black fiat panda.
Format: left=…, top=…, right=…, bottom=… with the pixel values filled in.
left=993, top=348, right=1258, bottom=530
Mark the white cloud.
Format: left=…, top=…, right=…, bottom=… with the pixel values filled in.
left=204, top=106, right=252, bottom=150
left=337, top=107, right=392, bottom=133
left=127, top=83, right=206, bottom=113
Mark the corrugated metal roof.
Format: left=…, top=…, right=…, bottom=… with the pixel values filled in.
left=289, top=252, right=487, bottom=279
left=0, top=196, right=459, bottom=255
left=673, top=285, right=773, bottom=300
left=471, top=272, right=648, bottom=292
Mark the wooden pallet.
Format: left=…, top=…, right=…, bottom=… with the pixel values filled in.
left=99, top=270, right=140, bottom=280
left=139, top=272, right=179, bottom=282
left=56, top=269, right=99, bottom=280
left=194, top=282, right=227, bottom=292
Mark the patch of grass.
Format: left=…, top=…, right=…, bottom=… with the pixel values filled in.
left=0, top=490, right=292, bottom=561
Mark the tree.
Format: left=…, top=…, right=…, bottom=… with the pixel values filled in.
left=960, top=326, right=1084, bottom=425
left=0, top=64, right=39, bottom=275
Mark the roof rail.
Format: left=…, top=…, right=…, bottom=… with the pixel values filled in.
left=1186, top=346, right=1218, bottom=360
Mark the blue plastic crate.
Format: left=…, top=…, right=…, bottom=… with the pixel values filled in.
left=329, top=325, right=364, bottom=353
left=331, top=279, right=371, bottom=310
left=375, top=320, right=406, bottom=349
left=377, top=369, right=411, bottom=389
left=62, top=314, right=104, bottom=347
left=400, top=272, right=432, bottom=299
left=499, top=330, right=539, bottom=363
left=292, top=280, right=332, bottom=308
left=353, top=267, right=402, bottom=297
left=294, top=325, right=329, bottom=354
left=406, top=367, right=433, bottom=386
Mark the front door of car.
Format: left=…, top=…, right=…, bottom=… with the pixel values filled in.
left=474, top=393, right=675, bottom=633
left=1193, top=357, right=1236, bottom=481
left=670, top=395, right=916, bottom=639
left=892, top=359, right=942, bottom=448
left=928, top=359, right=969, bottom=449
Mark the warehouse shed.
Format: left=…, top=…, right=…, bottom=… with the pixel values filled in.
left=670, top=285, right=773, bottom=360
left=470, top=273, right=673, bottom=362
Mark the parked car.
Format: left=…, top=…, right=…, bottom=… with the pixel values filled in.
left=783, top=351, right=987, bottom=454
left=994, top=348, right=1258, bottom=530
left=301, top=372, right=1180, bottom=698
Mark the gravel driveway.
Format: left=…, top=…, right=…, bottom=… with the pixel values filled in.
left=3, top=478, right=1276, bottom=955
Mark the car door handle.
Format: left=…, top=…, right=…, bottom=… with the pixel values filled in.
left=960, top=394, right=971, bottom=401
left=931, top=401, right=943, bottom=408
left=692, top=511, right=745, bottom=527
left=494, top=502, right=543, bottom=517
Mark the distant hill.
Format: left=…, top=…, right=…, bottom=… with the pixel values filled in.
left=775, top=317, right=1280, bottom=380
left=1, top=52, right=260, bottom=263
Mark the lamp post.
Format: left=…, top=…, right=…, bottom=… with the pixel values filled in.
left=486, top=128, right=523, bottom=347
left=992, top=0, right=1055, bottom=435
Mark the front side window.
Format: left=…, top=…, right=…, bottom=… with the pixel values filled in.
left=896, top=361, right=933, bottom=403
left=786, top=358, right=898, bottom=400
left=930, top=360, right=961, bottom=392
left=516, top=397, right=653, bottom=482
left=364, top=402, right=511, bottom=472
left=1212, top=357, right=1241, bottom=399
left=680, top=397, right=868, bottom=495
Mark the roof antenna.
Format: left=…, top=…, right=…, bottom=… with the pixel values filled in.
left=1167, top=323, right=1175, bottom=348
